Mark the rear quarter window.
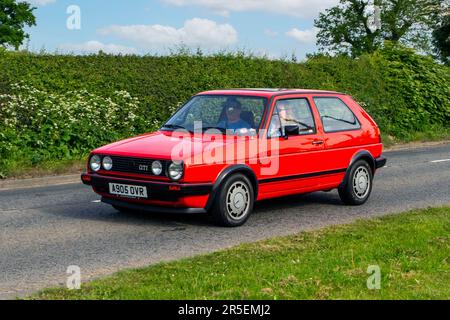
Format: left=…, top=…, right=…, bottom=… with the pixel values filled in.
left=314, top=97, right=361, bottom=133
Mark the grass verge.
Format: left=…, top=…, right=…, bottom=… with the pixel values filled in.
left=34, top=206, right=450, bottom=300
left=381, top=127, right=450, bottom=148
left=0, top=158, right=85, bottom=179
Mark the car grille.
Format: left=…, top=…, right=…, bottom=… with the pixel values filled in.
left=109, top=156, right=168, bottom=176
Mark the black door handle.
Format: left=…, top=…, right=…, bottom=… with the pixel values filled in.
left=312, top=140, right=324, bottom=145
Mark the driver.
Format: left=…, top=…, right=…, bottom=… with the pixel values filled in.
left=218, top=100, right=251, bottom=131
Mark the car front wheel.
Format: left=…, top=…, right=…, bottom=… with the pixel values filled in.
left=212, top=173, right=254, bottom=227
left=338, top=160, right=373, bottom=205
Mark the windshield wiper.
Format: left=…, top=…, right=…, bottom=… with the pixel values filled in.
left=281, top=117, right=314, bottom=131
left=200, top=126, right=227, bottom=134
left=321, top=115, right=357, bottom=125
left=161, top=124, right=192, bottom=132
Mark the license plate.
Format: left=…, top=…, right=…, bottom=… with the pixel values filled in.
left=109, top=183, right=148, bottom=198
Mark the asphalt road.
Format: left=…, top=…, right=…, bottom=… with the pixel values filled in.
left=1, top=144, right=449, bottom=298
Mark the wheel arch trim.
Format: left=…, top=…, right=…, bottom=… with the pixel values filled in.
left=340, top=150, right=375, bottom=188
left=205, top=164, right=258, bottom=211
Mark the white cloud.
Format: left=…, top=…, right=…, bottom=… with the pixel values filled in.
left=253, top=48, right=280, bottom=60
left=25, top=0, right=56, bottom=6
left=58, top=41, right=138, bottom=55
left=286, top=27, right=318, bottom=44
left=264, top=29, right=278, bottom=37
left=164, top=0, right=339, bottom=18
left=98, top=18, right=238, bottom=50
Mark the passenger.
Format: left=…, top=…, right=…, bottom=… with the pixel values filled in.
left=269, top=100, right=293, bottom=137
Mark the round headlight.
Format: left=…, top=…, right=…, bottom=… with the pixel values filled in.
left=151, top=160, right=162, bottom=175
left=89, top=155, right=101, bottom=172
left=102, top=156, right=113, bottom=171
left=168, top=161, right=183, bottom=180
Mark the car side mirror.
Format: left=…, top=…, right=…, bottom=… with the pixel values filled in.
left=284, top=125, right=299, bottom=136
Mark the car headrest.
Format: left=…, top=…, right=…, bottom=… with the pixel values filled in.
left=241, top=111, right=255, bottom=128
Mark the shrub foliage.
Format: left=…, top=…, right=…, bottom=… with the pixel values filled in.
left=0, top=45, right=448, bottom=176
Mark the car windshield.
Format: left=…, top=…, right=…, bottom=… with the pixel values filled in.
left=162, top=95, right=267, bottom=134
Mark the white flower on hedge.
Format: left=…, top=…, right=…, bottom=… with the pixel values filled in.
left=0, top=83, right=156, bottom=155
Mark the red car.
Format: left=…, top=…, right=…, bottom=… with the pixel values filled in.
left=82, top=89, right=386, bottom=227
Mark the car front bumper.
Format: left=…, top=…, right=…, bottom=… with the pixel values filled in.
left=81, top=173, right=212, bottom=213
left=375, top=156, right=387, bottom=169
left=101, top=197, right=207, bottom=214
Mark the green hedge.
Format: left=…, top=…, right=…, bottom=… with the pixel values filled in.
left=0, top=45, right=449, bottom=177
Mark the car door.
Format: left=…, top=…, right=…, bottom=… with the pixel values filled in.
left=258, top=96, right=327, bottom=195
left=312, top=96, right=364, bottom=185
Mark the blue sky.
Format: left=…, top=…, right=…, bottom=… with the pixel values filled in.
left=25, top=0, right=339, bottom=59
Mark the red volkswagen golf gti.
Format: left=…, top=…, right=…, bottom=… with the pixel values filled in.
left=82, top=89, right=386, bottom=227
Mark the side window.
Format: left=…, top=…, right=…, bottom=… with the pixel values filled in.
left=268, top=98, right=316, bottom=137
left=314, top=97, right=360, bottom=133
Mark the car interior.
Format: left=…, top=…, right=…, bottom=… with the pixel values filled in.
left=216, top=97, right=260, bottom=129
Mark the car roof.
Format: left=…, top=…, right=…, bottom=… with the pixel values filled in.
left=196, top=88, right=345, bottom=98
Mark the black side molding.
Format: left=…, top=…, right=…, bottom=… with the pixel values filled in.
left=258, top=168, right=347, bottom=184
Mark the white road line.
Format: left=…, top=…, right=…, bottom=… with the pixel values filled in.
left=430, top=159, right=450, bottom=163
left=91, top=200, right=101, bottom=203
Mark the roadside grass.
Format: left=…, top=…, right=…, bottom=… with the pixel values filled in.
left=381, top=127, right=450, bottom=148
left=34, top=206, right=450, bottom=300
left=0, top=157, right=85, bottom=179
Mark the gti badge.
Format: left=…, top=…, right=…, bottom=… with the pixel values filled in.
left=138, top=164, right=149, bottom=171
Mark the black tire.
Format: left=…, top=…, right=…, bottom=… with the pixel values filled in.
left=211, top=173, right=254, bottom=227
left=338, top=160, right=373, bottom=205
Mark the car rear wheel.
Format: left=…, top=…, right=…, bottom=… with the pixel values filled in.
left=212, top=174, right=254, bottom=227
left=338, top=160, right=373, bottom=205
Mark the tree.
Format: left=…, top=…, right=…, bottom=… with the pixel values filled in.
left=314, top=0, right=446, bottom=57
left=0, top=0, right=36, bottom=50
left=433, top=10, right=450, bottom=63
